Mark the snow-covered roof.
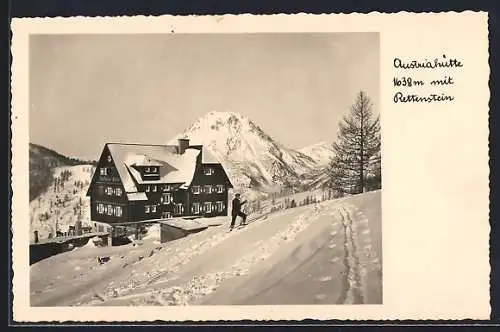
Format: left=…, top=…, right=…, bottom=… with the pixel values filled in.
left=107, top=144, right=202, bottom=193
left=201, top=147, right=220, bottom=164
left=124, top=154, right=164, bottom=167
left=159, top=218, right=208, bottom=231
left=166, top=137, right=220, bottom=165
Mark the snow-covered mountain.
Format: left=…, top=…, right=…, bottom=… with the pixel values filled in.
left=29, top=143, right=90, bottom=201
left=298, top=141, right=334, bottom=167
left=30, top=165, right=95, bottom=242
left=29, top=143, right=98, bottom=242
left=169, top=111, right=320, bottom=191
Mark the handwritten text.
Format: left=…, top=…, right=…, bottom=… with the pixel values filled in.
left=392, top=54, right=463, bottom=104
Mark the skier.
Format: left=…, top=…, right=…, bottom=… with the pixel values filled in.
left=230, top=193, right=247, bottom=231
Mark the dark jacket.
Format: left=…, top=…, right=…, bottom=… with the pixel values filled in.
left=232, top=198, right=246, bottom=215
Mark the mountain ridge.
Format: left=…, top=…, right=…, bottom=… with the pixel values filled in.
left=169, top=111, right=322, bottom=191
left=29, top=143, right=93, bottom=201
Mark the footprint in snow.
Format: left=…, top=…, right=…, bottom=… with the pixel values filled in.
left=328, top=243, right=337, bottom=249
left=315, top=294, right=327, bottom=301
left=330, top=231, right=338, bottom=237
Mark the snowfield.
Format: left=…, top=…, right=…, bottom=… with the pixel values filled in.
left=30, top=190, right=382, bottom=306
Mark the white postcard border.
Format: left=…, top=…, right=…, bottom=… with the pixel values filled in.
left=11, top=12, right=490, bottom=321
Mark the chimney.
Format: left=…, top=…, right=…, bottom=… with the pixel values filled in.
left=178, top=138, right=190, bottom=154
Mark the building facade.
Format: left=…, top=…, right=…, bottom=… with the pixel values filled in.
left=86, top=139, right=233, bottom=225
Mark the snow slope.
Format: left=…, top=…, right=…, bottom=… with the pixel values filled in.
left=29, top=143, right=89, bottom=201
left=30, top=165, right=95, bottom=242
left=168, top=111, right=319, bottom=191
left=30, top=190, right=381, bottom=306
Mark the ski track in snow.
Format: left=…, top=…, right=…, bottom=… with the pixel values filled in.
left=335, top=203, right=381, bottom=305
left=338, top=206, right=364, bottom=304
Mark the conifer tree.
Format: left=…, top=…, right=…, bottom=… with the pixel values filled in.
left=329, top=91, right=381, bottom=194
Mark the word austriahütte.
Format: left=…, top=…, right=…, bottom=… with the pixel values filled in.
left=393, top=54, right=463, bottom=69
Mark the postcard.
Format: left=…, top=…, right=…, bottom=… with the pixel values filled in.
left=11, top=12, right=490, bottom=321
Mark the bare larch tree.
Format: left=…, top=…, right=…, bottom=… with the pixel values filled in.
left=328, top=91, right=381, bottom=194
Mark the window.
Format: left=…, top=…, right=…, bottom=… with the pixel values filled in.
left=115, top=187, right=123, bottom=196
left=100, top=167, right=107, bottom=176
left=98, top=185, right=104, bottom=195
left=107, top=155, right=112, bottom=162
left=97, top=203, right=105, bottom=214
left=204, top=185, right=212, bottom=194
left=151, top=205, right=157, bottom=213
left=146, top=167, right=151, bottom=173
left=174, top=203, right=184, bottom=215
left=106, top=187, right=113, bottom=195
left=145, top=185, right=150, bottom=192
left=145, top=205, right=150, bottom=213
left=107, top=205, right=113, bottom=216
left=204, top=202, right=213, bottom=213
left=162, top=193, right=172, bottom=204
left=163, top=185, right=171, bottom=192
left=216, top=201, right=225, bottom=212
left=152, top=167, right=157, bottom=173
left=204, top=167, right=214, bottom=175
left=152, top=185, right=157, bottom=192
left=192, top=203, right=200, bottom=214
left=162, top=212, right=171, bottom=219
left=216, top=185, right=225, bottom=193
left=192, top=186, right=200, bottom=194
left=114, top=206, right=123, bottom=217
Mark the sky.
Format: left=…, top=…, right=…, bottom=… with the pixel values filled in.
left=30, top=33, right=379, bottom=160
